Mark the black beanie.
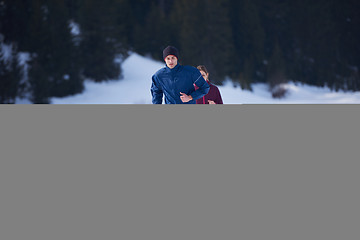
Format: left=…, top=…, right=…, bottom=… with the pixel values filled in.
left=163, top=46, right=179, bottom=60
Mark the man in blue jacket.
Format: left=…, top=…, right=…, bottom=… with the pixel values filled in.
left=151, top=46, right=210, bottom=104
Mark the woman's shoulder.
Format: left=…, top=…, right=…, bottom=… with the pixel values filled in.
left=208, top=81, right=217, bottom=87
left=208, top=82, right=221, bottom=91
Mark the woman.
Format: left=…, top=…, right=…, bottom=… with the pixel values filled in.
left=195, top=65, right=223, bottom=104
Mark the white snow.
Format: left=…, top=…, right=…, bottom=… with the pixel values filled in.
left=69, top=20, right=81, bottom=36
left=15, top=52, right=360, bottom=104
left=0, top=42, right=12, bottom=62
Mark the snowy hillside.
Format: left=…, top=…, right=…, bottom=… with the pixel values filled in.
left=44, top=53, right=360, bottom=104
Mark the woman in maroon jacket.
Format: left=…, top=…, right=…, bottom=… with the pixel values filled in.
left=195, top=65, right=223, bottom=104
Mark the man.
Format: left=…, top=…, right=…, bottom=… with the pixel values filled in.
left=151, top=46, right=210, bottom=104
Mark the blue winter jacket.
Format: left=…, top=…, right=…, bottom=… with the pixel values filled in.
left=151, top=64, right=210, bottom=104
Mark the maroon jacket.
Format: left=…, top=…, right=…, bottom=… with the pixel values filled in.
left=195, top=80, right=223, bottom=104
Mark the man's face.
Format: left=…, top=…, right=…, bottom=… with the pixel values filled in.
left=165, top=55, right=178, bottom=69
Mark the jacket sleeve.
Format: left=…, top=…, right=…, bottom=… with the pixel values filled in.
left=151, top=75, right=163, bottom=104
left=190, top=72, right=210, bottom=100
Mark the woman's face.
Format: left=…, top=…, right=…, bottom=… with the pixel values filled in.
left=200, top=70, right=209, bottom=81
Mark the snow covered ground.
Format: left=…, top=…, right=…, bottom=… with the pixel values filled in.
left=31, top=52, right=360, bottom=104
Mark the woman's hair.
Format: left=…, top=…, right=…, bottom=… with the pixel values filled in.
left=197, top=65, right=210, bottom=81
left=197, top=65, right=209, bottom=74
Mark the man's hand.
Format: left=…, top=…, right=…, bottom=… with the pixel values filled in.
left=180, top=92, right=193, bottom=103
left=208, top=100, right=216, bottom=104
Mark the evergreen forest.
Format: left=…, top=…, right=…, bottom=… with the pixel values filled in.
left=1, top=0, right=359, bottom=103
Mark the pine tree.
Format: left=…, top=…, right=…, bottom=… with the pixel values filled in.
left=9, top=49, right=24, bottom=103
left=172, top=0, right=204, bottom=64
left=78, top=0, right=122, bottom=82
left=229, top=0, right=265, bottom=88
left=0, top=50, right=11, bottom=103
left=0, top=0, right=33, bottom=50
left=28, top=56, right=50, bottom=104
left=173, top=0, right=235, bottom=84
left=133, top=2, right=175, bottom=59
left=200, top=0, right=235, bottom=84
left=46, top=0, right=84, bottom=97
left=0, top=45, right=24, bottom=103
left=267, top=41, right=286, bottom=90
left=331, top=0, right=360, bottom=91
left=308, top=0, right=338, bottom=89
left=24, top=0, right=84, bottom=102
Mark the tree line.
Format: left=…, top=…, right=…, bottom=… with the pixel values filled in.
left=1, top=0, right=359, bottom=103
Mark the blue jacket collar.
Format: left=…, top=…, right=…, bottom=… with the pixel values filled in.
left=165, top=64, right=181, bottom=72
